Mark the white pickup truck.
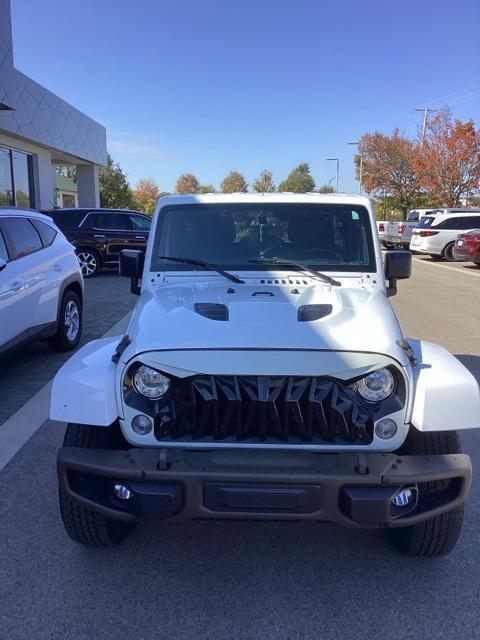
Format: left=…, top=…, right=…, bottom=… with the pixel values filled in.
left=384, top=209, right=434, bottom=249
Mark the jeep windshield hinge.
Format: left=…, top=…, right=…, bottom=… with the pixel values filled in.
left=112, top=335, right=131, bottom=363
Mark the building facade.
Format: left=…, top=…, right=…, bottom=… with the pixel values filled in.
left=0, top=0, right=106, bottom=209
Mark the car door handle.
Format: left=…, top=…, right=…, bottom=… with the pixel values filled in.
left=53, top=263, right=62, bottom=272
left=135, top=236, right=146, bottom=239
left=9, top=280, right=23, bottom=293
left=94, top=234, right=106, bottom=239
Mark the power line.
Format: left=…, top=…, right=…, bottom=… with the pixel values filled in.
left=426, top=82, right=480, bottom=108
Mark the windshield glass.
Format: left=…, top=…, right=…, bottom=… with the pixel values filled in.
left=151, top=203, right=375, bottom=272
left=416, top=216, right=435, bottom=228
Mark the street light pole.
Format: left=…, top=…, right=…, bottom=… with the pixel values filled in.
left=326, top=158, right=339, bottom=192
left=348, top=141, right=363, bottom=194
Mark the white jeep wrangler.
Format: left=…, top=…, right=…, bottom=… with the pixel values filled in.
left=51, top=194, right=480, bottom=556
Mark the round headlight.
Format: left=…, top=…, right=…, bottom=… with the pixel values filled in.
left=133, top=365, right=170, bottom=399
left=357, top=368, right=395, bottom=402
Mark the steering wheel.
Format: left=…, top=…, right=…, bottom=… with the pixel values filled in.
left=300, top=248, right=344, bottom=262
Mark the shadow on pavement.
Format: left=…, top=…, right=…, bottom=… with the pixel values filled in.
left=455, top=354, right=480, bottom=384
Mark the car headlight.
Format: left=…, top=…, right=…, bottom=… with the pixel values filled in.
left=357, top=368, right=395, bottom=402
left=133, top=365, right=170, bottom=399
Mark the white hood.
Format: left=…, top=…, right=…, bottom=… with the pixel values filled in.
left=121, top=275, right=409, bottom=368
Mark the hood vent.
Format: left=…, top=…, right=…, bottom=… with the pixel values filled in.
left=194, top=303, right=229, bottom=321
left=298, top=304, right=333, bottom=322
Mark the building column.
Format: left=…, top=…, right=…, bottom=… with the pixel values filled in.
left=77, top=164, right=100, bottom=207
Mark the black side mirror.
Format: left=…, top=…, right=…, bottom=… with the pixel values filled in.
left=384, top=250, right=411, bottom=297
left=119, top=250, right=145, bottom=295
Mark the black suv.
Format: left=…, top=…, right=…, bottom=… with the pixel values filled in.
left=43, top=208, right=151, bottom=277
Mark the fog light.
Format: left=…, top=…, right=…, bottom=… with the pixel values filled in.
left=392, top=488, right=414, bottom=507
left=114, top=484, right=133, bottom=500
left=375, top=418, right=397, bottom=439
left=132, top=414, right=153, bottom=435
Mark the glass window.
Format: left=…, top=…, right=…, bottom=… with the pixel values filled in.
left=12, top=151, right=34, bottom=208
left=416, top=216, right=435, bottom=228
left=2, top=217, right=42, bottom=258
left=50, top=210, right=85, bottom=230
left=30, top=218, right=57, bottom=247
left=92, top=213, right=129, bottom=230
left=129, top=214, right=151, bottom=230
left=61, top=193, right=76, bottom=207
left=0, top=147, right=14, bottom=206
left=152, top=203, right=375, bottom=273
left=0, top=230, right=9, bottom=261
left=437, top=217, right=464, bottom=230
left=461, top=216, right=480, bottom=229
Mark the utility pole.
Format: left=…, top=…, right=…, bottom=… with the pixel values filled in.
left=415, top=107, right=438, bottom=143
left=326, top=158, right=339, bottom=192
left=348, top=141, right=363, bottom=194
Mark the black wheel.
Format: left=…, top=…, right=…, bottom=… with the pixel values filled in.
left=387, top=429, right=464, bottom=557
left=473, top=261, right=480, bottom=267
left=443, top=242, right=456, bottom=262
left=59, top=423, right=135, bottom=547
left=429, top=254, right=442, bottom=260
left=48, top=290, right=82, bottom=351
left=76, top=248, right=100, bottom=277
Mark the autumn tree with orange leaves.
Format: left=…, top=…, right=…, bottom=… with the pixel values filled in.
left=414, top=109, right=480, bottom=207
left=133, top=178, right=162, bottom=214
left=355, top=129, right=421, bottom=215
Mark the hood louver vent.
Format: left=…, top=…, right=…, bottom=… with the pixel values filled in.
left=194, top=303, right=229, bottom=321
left=298, top=304, right=333, bottom=322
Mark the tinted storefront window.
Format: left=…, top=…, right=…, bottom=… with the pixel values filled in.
left=0, top=146, right=35, bottom=208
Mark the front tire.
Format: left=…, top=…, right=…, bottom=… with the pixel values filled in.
left=387, top=429, right=464, bottom=557
left=59, top=423, right=135, bottom=547
left=48, top=290, right=82, bottom=351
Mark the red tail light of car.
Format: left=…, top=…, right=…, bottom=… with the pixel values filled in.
left=419, top=230, right=439, bottom=237
left=461, top=234, right=480, bottom=248
left=378, top=223, right=385, bottom=232
left=398, top=224, right=406, bottom=235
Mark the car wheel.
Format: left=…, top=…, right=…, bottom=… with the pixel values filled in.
left=443, top=242, right=456, bottom=262
left=429, top=254, right=442, bottom=260
left=473, top=261, right=480, bottom=267
left=76, top=249, right=100, bottom=277
left=386, top=429, right=464, bottom=557
left=48, top=290, right=82, bottom=352
left=59, top=423, right=135, bottom=547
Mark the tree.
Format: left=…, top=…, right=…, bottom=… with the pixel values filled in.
left=99, top=153, right=135, bottom=209
left=317, top=184, right=335, bottom=194
left=220, top=171, right=248, bottom=193
left=133, top=178, right=161, bottom=214
left=356, top=130, right=420, bottom=215
left=252, top=169, right=276, bottom=192
left=198, top=184, right=216, bottom=193
left=175, top=173, right=200, bottom=194
left=278, top=163, right=315, bottom=192
left=55, top=164, right=77, bottom=182
left=414, top=109, right=480, bottom=207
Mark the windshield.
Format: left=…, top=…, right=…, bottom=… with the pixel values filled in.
left=151, top=203, right=375, bottom=273
left=416, top=216, right=435, bottom=228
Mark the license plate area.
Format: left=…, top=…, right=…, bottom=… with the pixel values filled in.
left=203, top=482, right=322, bottom=514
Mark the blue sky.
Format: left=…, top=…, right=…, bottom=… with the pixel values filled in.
left=11, top=0, right=480, bottom=193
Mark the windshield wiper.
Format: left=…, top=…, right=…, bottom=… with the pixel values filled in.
left=249, top=258, right=341, bottom=287
left=157, top=256, right=245, bottom=284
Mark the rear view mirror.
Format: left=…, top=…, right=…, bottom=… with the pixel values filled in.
left=384, top=251, right=411, bottom=297
left=119, top=250, right=145, bottom=295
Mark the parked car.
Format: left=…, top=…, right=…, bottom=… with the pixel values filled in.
left=0, top=208, right=83, bottom=356
left=453, top=229, right=480, bottom=266
left=383, top=209, right=435, bottom=249
left=410, top=211, right=480, bottom=260
left=42, top=208, right=151, bottom=277
left=51, top=193, right=480, bottom=557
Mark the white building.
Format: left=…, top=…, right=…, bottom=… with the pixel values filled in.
left=0, top=0, right=106, bottom=209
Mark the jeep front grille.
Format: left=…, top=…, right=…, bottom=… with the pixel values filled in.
left=155, top=375, right=374, bottom=445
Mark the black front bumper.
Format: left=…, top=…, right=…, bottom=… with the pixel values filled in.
left=57, top=447, right=472, bottom=529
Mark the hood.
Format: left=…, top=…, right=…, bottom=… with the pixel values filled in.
left=122, top=276, right=408, bottom=367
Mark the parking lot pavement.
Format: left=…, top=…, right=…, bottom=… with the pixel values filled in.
left=0, top=273, right=136, bottom=426
left=0, top=264, right=479, bottom=640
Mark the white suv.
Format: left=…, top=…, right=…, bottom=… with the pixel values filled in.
left=0, top=208, right=84, bottom=355
left=410, top=211, right=480, bottom=260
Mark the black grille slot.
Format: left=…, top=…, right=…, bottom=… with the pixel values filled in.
left=194, top=303, right=229, bottom=321
left=156, top=375, right=373, bottom=445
